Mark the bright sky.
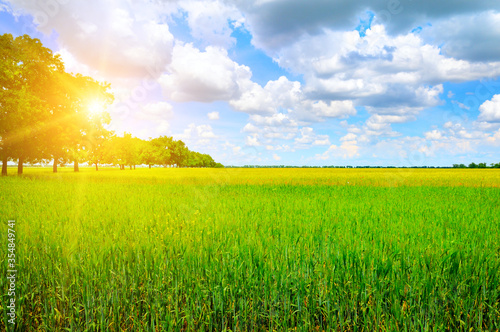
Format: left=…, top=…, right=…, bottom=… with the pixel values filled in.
left=1, top=0, right=500, bottom=166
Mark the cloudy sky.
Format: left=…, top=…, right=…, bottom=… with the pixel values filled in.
left=2, top=0, right=500, bottom=166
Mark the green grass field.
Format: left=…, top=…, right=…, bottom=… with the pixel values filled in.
left=1, top=168, right=500, bottom=331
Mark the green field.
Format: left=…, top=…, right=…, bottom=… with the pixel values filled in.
left=1, top=168, right=500, bottom=331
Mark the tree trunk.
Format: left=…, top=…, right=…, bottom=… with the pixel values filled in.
left=53, top=157, right=58, bottom=173
left=17, top=157, right=24, bottom=175
left=74, top=160, right=79, bottom=172
left=2, top=156, right=7, bottom=176
left=134, top=165, right=136, bottom=170
left=149, top=164, right=151, bottom=169
left=95, top=163, right=98, bottom=171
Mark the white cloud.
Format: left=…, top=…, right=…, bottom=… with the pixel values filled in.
left=159, top=43, right=252, bottom=102
left=340, top=133, right=357, bottom=141
left=272, top=153, right=281, bottom=161
left=180, top=0, right=243, bottom=48
left=55, top=48, right=96, bottom=77
left=230, top=76, right=356, bottom=121
left=294, top=127, right=330, bottom=147
left=313, top=138, right=331, bottom=146
left=245, top=134, right=261, bottom=146
left=451, top=100, right=471, bottom=110
left=177, top=123, right=217, bottom=146
left=250, top=113, right=297, bottom=127
left=229, top=76, right=301, bottom=115
left=424, top=130, right=443, bottom=140
left=208, top=111, right=220, bottom=120
left=242, top=113, right=299, bottom=142
left=275, top=24, right=499, bottom=118
left=487, top=128, right=500, bottom=144
left=479, top=94, right=500, bottom=122
left=8, top=0, right=175, bottom=78
left=316, top=139, right=360, bottom=160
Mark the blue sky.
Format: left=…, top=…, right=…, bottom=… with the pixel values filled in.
left=1, top=0, right=500, bottom=166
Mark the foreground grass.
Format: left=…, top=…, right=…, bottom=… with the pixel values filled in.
left=1, top=168, right=499, bottom=331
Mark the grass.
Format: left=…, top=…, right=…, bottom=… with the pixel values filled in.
left=1, top=167, right=500, bottom=331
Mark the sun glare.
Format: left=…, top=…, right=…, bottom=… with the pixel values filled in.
left=87, top=100, right=104, bottom=115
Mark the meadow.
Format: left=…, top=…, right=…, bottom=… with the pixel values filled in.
left=1, top=167, right=499, bottom=331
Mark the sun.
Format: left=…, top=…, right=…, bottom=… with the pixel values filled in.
left=87, top=100, right=104, bottom=115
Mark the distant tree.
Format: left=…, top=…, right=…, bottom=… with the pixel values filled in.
left=453, top=164, right=467, bottom=168
left=170, top=139, right=189, bottom=167
left=468, top=162, right=478, bottom=168
left=139, top=139, right=158, bottom=168
left=124, top=134, right=142, bottom=169
left=150, top=136, right=172, bottom=166
left=86, top=112, right=112, bottom=171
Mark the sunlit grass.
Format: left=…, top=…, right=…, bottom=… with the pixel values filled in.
left=15, top=166, right=500, bottom=187
left=1, top=168, right=499, bottom=331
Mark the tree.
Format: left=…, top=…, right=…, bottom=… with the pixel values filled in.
left=119, top=133, right=141, bottom=169
left=86, top=111, right=112, bottom=171
left=0, top=34, right=64, bottom=175
left=170, top=139, right=189, bottom=167
left=69, top=75, right=113, bottom=172
left=0, top=33, right=114, bottom=175
left=150, top=136, right=172, bottom=166
left=139, top=139, right=158, bottom=168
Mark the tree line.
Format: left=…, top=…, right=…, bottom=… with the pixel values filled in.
left=0, top=34, right=221, bottom=175
left=452, top=162, right=500, bottom=168
left=90, top=133, right=223, bottom=170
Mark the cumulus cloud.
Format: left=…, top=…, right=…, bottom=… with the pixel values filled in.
left=231, top=0, right=500, bottom=53
left=294, top=127, right=330, bottom=147
left=7, top=0, right=175, bottom=78
left=421, top=11, right=500, bottom=62
left=179, top=0, right=244, bottom=48
left=279, top=25, right=499, bottom=112
left=242, top=113, right=299, bottom=142
left=245, top=134, right=260, bottom=146
left=479, top=94, right=500, bottom=122
left=230, top=76, right=356, bottom=121
left=316, top=138, right=360, bottom=160
left=424, top=130, right=443, bottom=140
left=177, top=123, right=217, bottom=146
left=159, top=43, right=252, bottom=102
left=229, top=76, right=301, bottom=115
left=208, top=111, right=220, bottom=120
